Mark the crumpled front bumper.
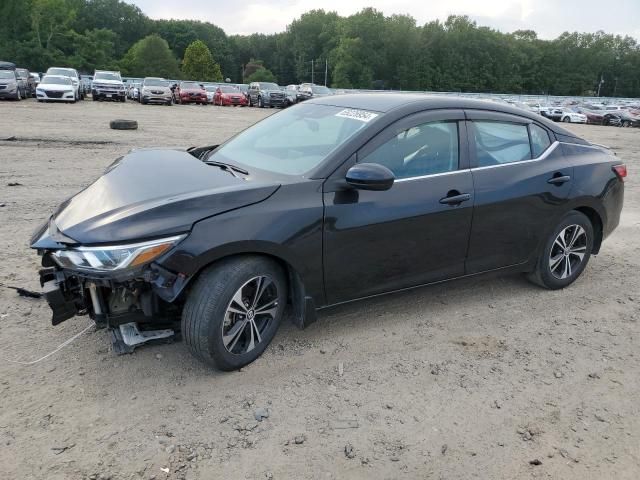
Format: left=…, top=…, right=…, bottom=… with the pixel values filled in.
left=39, top=267, right=84, bottom=325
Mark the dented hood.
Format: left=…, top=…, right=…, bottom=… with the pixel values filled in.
left=40, top=149, right=279, bottom=245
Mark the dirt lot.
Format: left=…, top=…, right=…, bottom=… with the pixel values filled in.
left=0, top=99, right=638, bottom=480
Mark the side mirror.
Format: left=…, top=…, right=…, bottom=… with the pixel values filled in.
left=345, top=163, right=395, bottom=191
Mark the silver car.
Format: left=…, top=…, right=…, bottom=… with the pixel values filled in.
left=139, top=77, right=173, bottom=105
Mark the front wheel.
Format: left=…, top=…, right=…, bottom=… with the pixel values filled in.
left=526, top=211, right=594, bottom=289
left=258, top=96, right=264, bottom=108
left=562, top=117, right=571, bottom=123
left=182, top=256, right=287, bottom=370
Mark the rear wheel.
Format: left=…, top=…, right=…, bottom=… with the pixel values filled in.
left=182, top=256, right=287, bottom=371
left=562, top=116, right=571, bottom=123
left=526, top=211, right=593, bottom=289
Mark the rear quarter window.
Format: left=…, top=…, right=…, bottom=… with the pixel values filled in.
left=530, top=124, right=552, bottom=157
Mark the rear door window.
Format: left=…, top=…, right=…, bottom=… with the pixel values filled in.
left=472, top=121, right=532, bottom=167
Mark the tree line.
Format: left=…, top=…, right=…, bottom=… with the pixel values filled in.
left=1, top=0, right=639, bottom=96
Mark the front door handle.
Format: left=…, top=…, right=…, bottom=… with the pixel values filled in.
left=439, top=193, right=471, bottom=205
left=547, top=175, right=571, bottom=185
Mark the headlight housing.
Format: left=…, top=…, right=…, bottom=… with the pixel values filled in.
left=51, top=235, right=185, bottom=271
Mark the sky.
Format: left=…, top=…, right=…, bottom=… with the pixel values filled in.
left=129, top=0, right=640, bottom=40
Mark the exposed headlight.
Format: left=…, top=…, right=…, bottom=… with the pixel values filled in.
left=51, top=235, right=186, bottom=271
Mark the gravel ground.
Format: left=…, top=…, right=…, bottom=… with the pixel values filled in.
left=0, top=99, right=638, bottom=480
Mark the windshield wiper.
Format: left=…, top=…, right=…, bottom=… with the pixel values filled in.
left=203, top=160, right=249, bottom=177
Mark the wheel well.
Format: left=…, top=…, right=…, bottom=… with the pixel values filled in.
left=184, top=253, right=311, bottom=327
left=574, top=207, right=603, bottom=254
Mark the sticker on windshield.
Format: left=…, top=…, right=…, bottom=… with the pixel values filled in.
left=335, top=108, right=379, bottom=123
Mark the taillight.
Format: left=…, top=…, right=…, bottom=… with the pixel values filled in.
left=612, top=164, right=627, bottom=181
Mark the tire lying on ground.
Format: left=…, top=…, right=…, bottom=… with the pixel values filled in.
left=109, top=119, right=138, bottom=130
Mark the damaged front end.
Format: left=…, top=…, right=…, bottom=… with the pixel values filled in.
left=32, top=222, right=189, bottom=351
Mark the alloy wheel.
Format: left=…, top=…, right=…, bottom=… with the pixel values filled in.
left=548, top=224, right=587, bottom=279
left=222, top=276, right=279, bottom=355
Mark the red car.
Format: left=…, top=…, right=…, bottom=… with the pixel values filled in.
left=213, top=85, right=248, bottom=106
left=175, top=81, right=207, bottom=105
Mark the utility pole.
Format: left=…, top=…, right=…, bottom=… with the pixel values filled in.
left=597, top=74, right=604, bottom=97
left=311, top=59, right=314, bottom=84
left=324, top=59, right=328, bottom=86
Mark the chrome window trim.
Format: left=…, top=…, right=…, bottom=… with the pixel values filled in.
left=470, top=141, right=560, bottom=171
left=394, top=169, right=467, bottom=183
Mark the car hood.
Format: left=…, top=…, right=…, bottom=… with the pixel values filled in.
left=93, top=79, right=122, bottom=85
left=35, top=149, right=280, bottom=246
left=39, top=84, right=73, bottom=91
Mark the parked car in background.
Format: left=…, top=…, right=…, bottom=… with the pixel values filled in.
left=31, top=95, right=625, bottom=370
left=558, top=108, right=587, bottom=124
left=575, top=107, right=604, bottom=125
left=36, top=75, right=77, bottom=103
left=297, top=83, right=333, bottom=102
left=234, top=84, right=249, bottom=101
left=0, top=69, right=22, bottom=100
left=175, top=81, right=207, bottom=105
left=204, top=85, right=217, bottom=103
left=139, top=77, right=173, bottom=105
left=80, top=75, right=93, bottom=95
left=45, top=67, right=83, bottom=100
left=91, top=70, right=126, bottom=102
left=284, top=85, right=298, bottom=106
left=248, top=82, right=286, bottom=108
left=603, top=110, right=639, bottom=128
left=127, top=82, right=141, bottom=100
left=30, top=72, right=41, bottom=87
left=15, top=68, right=36, bottom=97
left=213, top=85, right=247, bottom=106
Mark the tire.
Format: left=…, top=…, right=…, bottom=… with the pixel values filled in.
left=92, top=94, right=98, bottom=101
left=623, top=120, right=631, bottom=128
left=182, top=256, right=287, bottom=371
left=258, top=96, right=264, bottom=108
left=526, top=211, right=594, bottom=290
left=109, top=119, right=138, bottom=130
left=248, top=96, right=253, bottom=107
left=120, top=96, right=126, bottom=103
left=15, top=90, right=21, bottom=101
left=562, top=117, right=571, bottom=123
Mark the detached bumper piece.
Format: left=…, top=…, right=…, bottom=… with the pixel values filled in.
left=110, top=322, right=175, bottom=355
left=39, top=268, right=82, bottom=325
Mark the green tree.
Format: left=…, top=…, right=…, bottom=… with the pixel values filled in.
left=246, top=67, right=277, bottom=83
left=182, top=40, right=223, bottom=81
left=31, top=0, right=76, bottom=50
left=120, top=34, right=180, bottom=78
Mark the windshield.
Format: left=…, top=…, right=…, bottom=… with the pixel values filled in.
left=181, top=81, right=202, bottom=89
left=42, top=76, right=72, bottom=85
left=312, top=85, right=331, bottom=94
left=94, top=72, right=121, bottom=81
left=0, top=71, right=15, bottom=79
left=210, top=104, right=375, bottom=176
left=143, top=78, right=168, bottom=87
left=259, top=83, right=279, bottom=90
left=47, top=68, right=76, bottom=78
left=204, top=85, right=217, bottom=92
left=236, top=85, right=248, bottom=92
left=219, top=86, right=237, bottom=93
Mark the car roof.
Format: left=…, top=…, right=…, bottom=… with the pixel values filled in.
left=307, top=93, right=577, bottom=136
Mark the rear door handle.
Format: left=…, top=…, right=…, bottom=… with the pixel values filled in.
left=547, top=175, right=571, bottom=185
left=439, top=193, right=471, bottom=205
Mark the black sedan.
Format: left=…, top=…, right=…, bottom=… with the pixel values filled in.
left=31, top=95, right=626, bottom=370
